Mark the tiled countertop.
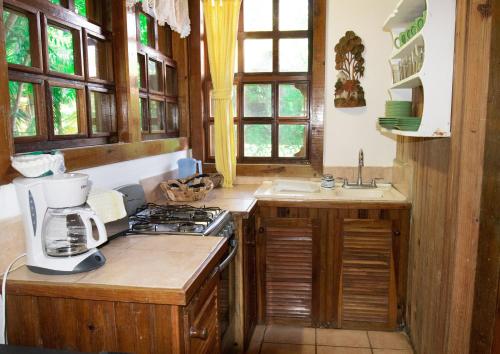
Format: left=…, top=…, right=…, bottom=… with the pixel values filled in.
left=6, top=235, right=227, bottom=305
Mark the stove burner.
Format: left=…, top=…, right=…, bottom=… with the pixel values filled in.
left=178, top=222, right=205, bottom=233
left=132, top=222, right=154, bottom=231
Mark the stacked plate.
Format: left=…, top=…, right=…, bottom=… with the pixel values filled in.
left=385, top=101, right=412, bottom=117
left=395, top=116, right=422, bottom=131
left=378, top=117, right=398, bottom=129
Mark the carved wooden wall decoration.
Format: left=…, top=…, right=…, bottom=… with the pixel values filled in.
left=334, top=31, right=366, bottom=108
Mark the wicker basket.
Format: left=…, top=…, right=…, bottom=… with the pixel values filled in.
left=160, top=177, right=214, bottom=202
left=208, top=173, right=224, bottom=188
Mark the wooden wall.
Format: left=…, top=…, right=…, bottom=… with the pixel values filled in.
left=397, top=0, right=497, bottom=353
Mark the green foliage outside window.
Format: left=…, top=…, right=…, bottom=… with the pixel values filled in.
left=49, top=0, right=61, bottom=5
left=3, top=9, right=31, bottom=66
left=279, top=124, right=306, bottom=157
left=139, top=13, right=149, bottom=46
left=9, top=81, right=37, bottom=137
left=51, top=87, right=79, bottom=135
left=279, top=84, right=307, bottom=117
left=74, top=0, right=87, bottom=17
left=244, top=125, right=272, bottom=157
left=244, top=84, right=272, bottom=117
left=47, top=25, right=75, bottom=74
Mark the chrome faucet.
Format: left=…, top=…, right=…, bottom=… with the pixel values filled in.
left=341, top=148, right=382, bottom=189
left=357, top=149, right=364, bottom=185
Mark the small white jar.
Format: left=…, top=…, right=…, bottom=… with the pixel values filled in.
left=321, top=174, right=335, bottom=189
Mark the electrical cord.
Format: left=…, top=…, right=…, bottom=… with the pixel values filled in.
left=1, top=253, right=26, bottom=345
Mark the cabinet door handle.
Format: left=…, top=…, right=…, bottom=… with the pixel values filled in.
left=394, top=230, right=401, bottom=236
left=258, top=227, right=265, bottom=234
left=190, top=327, right=208, bottom=340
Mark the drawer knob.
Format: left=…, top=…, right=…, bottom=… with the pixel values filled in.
left=258, top=227, right=265, bottom=233
left=190, top=327, right=208, bottom=340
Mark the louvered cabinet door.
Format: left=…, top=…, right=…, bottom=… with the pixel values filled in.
left=340, top=219, right=398, bottom=330
left=258, top=217, right=319, bottom=326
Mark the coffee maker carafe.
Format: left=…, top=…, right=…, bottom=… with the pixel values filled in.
left=14, top=173, right=107, bottom=274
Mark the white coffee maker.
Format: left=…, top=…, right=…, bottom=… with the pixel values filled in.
left=14, top=173, right=107, bottom=274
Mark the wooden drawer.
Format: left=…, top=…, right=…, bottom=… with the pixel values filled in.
left=184, top=270, right=220, bottom=354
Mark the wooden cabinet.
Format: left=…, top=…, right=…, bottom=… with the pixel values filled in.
left=183, top=270, right=220, bottom=354
left=256, top=203, right=410, bottom=331
left=256, top=217, right=319, bottom=326
left=340, top=219, right=397, bottom=329
left=242, top=212, right=258, bottom=350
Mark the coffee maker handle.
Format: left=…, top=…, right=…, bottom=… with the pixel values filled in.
left=82, top=212, right=108, bottom=249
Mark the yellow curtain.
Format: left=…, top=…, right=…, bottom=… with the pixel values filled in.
left=203, top=0, right=241, bottom=188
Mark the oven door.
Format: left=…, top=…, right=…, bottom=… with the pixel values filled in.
left=217, top=237, right=237, bottom=354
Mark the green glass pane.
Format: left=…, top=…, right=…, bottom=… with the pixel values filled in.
left=3, top=9, right=32, bottom=66
left=51, top=87, right=78, bottom=135
left=49, top=0, right=62, bottom=4
left=244, top=84, right=272, bottom=117
left=9, top=81, right=37, bottom=137
left=279, top=124, right=307, bottom=158
left=74, top=0, right=87, bottom=16
left=139, top=13, right=149, bottom=46
left=244, top=124, right=271, bottom=157
left=149, top=100, right=164, bottom=132
left=279, top=84, right=308, bottom=117
left=47, top=25, right=75, bottom=74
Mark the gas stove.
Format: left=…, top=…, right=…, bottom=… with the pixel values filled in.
left=127, top=203, right=234, bottom=237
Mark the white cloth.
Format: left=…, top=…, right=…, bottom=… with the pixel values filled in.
left=87, top=188, right=127, bottom=224
left=126, top=0, right=191, bottom=38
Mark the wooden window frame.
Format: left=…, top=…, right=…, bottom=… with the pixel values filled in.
left=135, top=3, right=179, bottom=141
left=194, top=0, right=326, bottom=176
left=87, top=85, right=116, bottom=139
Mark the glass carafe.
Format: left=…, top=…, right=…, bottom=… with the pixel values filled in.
left=42, top=206, right=107, bottom=257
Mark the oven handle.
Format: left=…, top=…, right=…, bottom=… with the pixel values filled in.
left=216, top=239, right=238, bottom=273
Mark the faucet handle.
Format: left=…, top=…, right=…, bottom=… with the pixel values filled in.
left=371, top=178, right=384, bottom=187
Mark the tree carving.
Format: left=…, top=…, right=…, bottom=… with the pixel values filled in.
left=334, top=31, right=366, bottom=108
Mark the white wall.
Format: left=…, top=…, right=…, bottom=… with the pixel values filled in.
left=0, top=150, right=189, bottom=220
left=323, top=0, right=404, bottom=167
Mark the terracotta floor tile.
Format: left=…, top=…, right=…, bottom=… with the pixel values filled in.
left=260, top=343, right=316, bottom=354
left=372, top=349, right=413, bottom=354
left=246, top=325, right=266, bottom=354
left=317, top=329, right=370, bottom=348
left=368, top=332, right=411, bottom=350
left=264, top=325, right=316, bottom=345
left=317, top=346, right=373, bottom=354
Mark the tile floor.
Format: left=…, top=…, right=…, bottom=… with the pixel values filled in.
left=246, top=325, right=414, bottom=354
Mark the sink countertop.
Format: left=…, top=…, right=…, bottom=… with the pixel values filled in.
left=6, top=235, right=228, bottom=305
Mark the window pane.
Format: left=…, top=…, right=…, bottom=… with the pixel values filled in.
left=244, top=0, right=272, bottom=32
left=3, top=9, right=32, bottom=66
left=74, top=0, right=87, bottom=17
left=279, top=83, right=308, bottom=117
left=166, top=102, right=178, bottom=132
left=149, top=100, right=165, bottom=132
left=210, top=85, right=237, bottom=117
left=51, top=87, right=78, bottom=135
left=90, top=91, right=115, bottom=134
left=279, top=0, right=309, bottom=31
left=279, top=38, right=309, bottom=72
left=88, top=36, right=112, bottom=80
left=244, top=84, right=272, bottom=118
left=138, top=13, right=150, bottom=46
left=50, top=0, right=61, bottom=4
left=9, top=81, right=37, bottom=137
left=244, top=125, right=272, bottom=157
left=244, top=39, right=272, bottom=73
left=165, top=66, right=177, bottom=96
left=148, top=59, right=163, bottom=92
left=139, top=97, right=148, bottom=132
left=48, top=25, right=75, bottom=75
left=137, top=54, right=146, bottom=89
left=210, top=124, right=238, bottom=157
left=279, top=124, right=307, bottom=158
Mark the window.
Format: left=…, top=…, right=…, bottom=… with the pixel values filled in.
left=205, top=0, right=311, bottom=163
left=135, top=3, right=179, bottom=140
left=3, top=0, right=116, bottom=153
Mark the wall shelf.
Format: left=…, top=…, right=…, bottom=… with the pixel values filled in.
left=380, top=0, right=456, bottom=138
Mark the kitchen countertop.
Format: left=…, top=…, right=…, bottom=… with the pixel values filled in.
left=161, top=184, right=260, bottom=218
left=6, top=235, right=228, bottom=305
